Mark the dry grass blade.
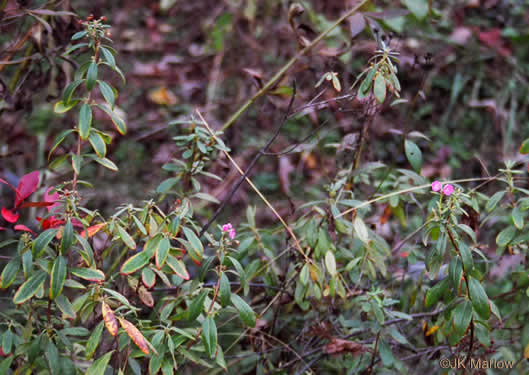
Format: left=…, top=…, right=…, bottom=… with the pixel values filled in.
left=195, top=110, right=308, bottom=262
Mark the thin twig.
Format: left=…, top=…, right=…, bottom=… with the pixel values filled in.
left=220, top=0, right=370, bottom=131
left=195, top=110, right=308, bottom=262
left=336, top=177, right=498, bottom=218
left=198, top=83, right=297, bottom=237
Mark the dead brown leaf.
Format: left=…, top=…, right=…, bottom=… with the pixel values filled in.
left=324, top=338, right=368, bottom=356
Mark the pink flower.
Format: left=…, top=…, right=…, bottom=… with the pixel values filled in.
left=431, top=181, right=442, bottom=192
left=442, top=184, right=454, bottom=196
left=222, top=223, right=236, bottom=239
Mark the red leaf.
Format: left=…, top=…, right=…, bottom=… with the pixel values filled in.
left=14, top=225, right=35, bottom=234
left=37, top=216, right=65, bottom=229
left=15, top=171, right=40, bottom=207
left=477, top=28, right=511, bottom=57
left=20, top=201, right=54, bottom=208
left=44, top=186, right=60, bottom=212
left=1, top=207, right=19, bottom=223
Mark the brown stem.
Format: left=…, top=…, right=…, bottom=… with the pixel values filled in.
left=367, top=330, right=381, bottom=375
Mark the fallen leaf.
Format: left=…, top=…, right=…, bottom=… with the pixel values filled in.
left=148, top=87, right=178, bottom=105
left=324, top=338, right=367, bottom=355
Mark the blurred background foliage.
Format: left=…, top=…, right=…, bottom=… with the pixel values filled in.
left=2, top=0, right=529, bottom=222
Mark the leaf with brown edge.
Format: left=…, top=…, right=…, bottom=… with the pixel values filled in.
left=118, top=317, right=149, bottom=355
left=166, top=255, right=190, bottom=280
left=138, top=285, right=154, bottom=307
left=101, top=302, right=118, bottom=336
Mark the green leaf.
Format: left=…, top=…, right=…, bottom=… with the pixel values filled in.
left=401, top=0, right=428, bottom=19
left=188, top=290, right=208, bottom=321
left=86, top=62, right=98, bottom=91
left=0, top=259, right=20, bottom=289
left=496, top=226, right=516, bottom=247
left=358, top=67, right=376, bottom=97
left=72, top=154, right=82, bottom=175
left=2, top=329, right=13, bottom=355
left=13, top=270, right=47, bottom=304
left=157, top=177, right=180, bottom=194
left=155, top=237, right=170, bottom=269
left=453, top=299, right=472, bottom=335
left=95, top=103, right=126, bottom=135
left=373, top=73, right=386, bottom=104
left=71, top=31, right=87, bottom=40
left=86, top=351, right=113, bottom=375
left=63, top=80, right=83, bottom=104
left=486, top=191, right=505, bottom=212
left=48, top=129, right=74, bottom=160
left=354, top=217, right=369, bottom=243
left=378, top=339, right=394, bottom=367
left=120, top=252, right=150, bottom=275
left=86, top=321, right=104, bottom=359
left=424, top=278, right=449, bottom=308
left=219, top=272, right=231, bottom=307
left=468, top=277, right=490, bottom=320
left=45, top=341, right=59, bottom=374
left=512, top=206, right=524, bottom=230
left=54, top=100, right=79, bottom=113
left=117, top=225, right=136, bottom=250
left=182, top=227, right=203, bottom=264
left=520, top=138, right=529, bottom=154
left=33, top=229, right=59, bottom=257
left=166, top=255, right=190, bottom=280
left=98, top=80, right=115, bottom=109
left=50, top=256, right=67, bottom=300
left=144, top=234, right=163, bottom=258
left=141, top=267, right=156, bottom=288
left=91, top=155, right=118, bottom=171
left=405, top=139, right=422, bottom=173
left=0, top=357, right=14, bottom=373
left=70, top=267, right=105, bottom=281
left=449, top=257, right=463, bottom=291
left=231, top=294, right=256, bottom=327
left=61, top=219, right=75, bottom=254
left=89, top=131, right=107, bottom=158
left=55, top=294, right=76, bottom=319
left=299, top=264, right=309, bottom=286
left=100, top=46, right=116, bottom=68
left=325, top=251, right=337, bottom=276
left=458, top=240, right=474, bottom=273
left=201, top=316, right=217, bottom=359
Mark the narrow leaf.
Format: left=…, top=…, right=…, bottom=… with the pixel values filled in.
left=13, top=270, right=47, bottom=304
left=79, top=103, right=92, bottom=140
left=86, top=62, right=98, bottom=91
left=86, top=351, right=113, bottom=375
left=50, top=256, right=67, bottom=300
left=118, top=318, right=150, bottom=355
left=201, top=316, right=217, bottom=359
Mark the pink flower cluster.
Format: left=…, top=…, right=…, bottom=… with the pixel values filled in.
left=222, top=223, right=236, bottom=240
left=432, top=181, right=454, bottom=196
